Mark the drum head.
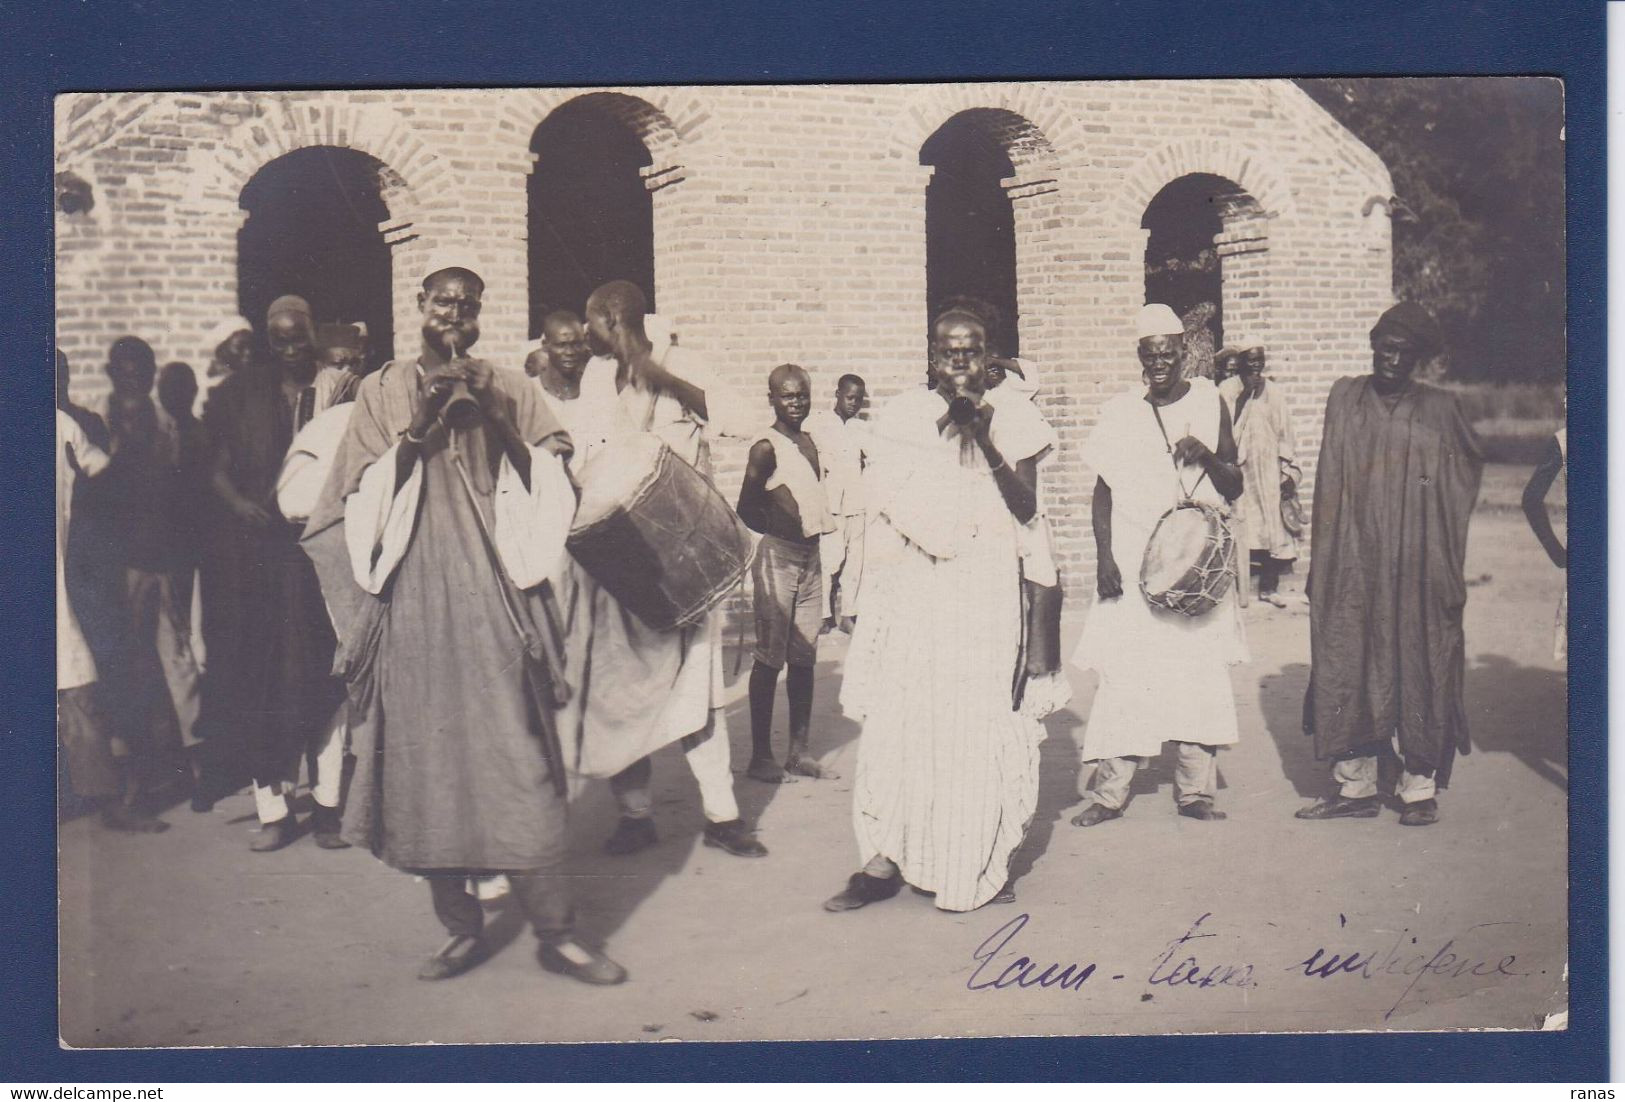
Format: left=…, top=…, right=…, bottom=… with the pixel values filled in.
left=573, top=432, right=666, bottom=527
left=1142, top=506, right=1212, bottom=595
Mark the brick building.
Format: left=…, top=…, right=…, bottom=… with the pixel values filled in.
left=54, top=81, right=1394, bottom=602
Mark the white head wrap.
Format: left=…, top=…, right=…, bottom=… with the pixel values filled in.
left=1135, top=303, right=1185, bottom=340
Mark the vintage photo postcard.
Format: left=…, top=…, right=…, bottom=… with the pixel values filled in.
left=52, top=77, right=1568, bottom=1047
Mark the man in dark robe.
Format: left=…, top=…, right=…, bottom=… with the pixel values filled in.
left=201, top=296, right=348, bottom=847
left=1297, top=302, right=1483, bottom=827
left=301, top=250, right=626, bottom=986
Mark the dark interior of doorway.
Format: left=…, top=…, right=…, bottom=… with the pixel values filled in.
left=921, top=120, right=1020, bottom=357
left=529, top=107, right=655, bottom=337
left=238, top=146, right=394, bottom=373
left=1142, top=172, right=1234, bottom=346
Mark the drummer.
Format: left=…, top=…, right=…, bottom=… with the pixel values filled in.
left=569, top=279, right=767, bottom=860
left=737, top=363, right=838, bottom=784
left=1070, top=303, right=1246, bottom=827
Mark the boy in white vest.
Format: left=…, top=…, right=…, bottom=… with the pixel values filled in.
left=737, top=363, right=838, bottom=783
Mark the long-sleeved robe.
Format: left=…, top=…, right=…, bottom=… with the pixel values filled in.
left=1306, top=376, right=1483, bottom=784
left=301, top=361, right=576, bottom=870
left=201, top=365, right=348, bottom=785
left=1223, top=376, right=1302, bottom=560
left=840, top=387, right=1048, bottom=912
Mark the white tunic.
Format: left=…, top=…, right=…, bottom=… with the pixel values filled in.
left=1073, top=377, right=1247, bottom=760
left=550, top=347, right=743, bottom=778
left=804, top=411, right=869, bottom=517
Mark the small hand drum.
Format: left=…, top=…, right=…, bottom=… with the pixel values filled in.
left=1139, top=500, right=1237, bottom=617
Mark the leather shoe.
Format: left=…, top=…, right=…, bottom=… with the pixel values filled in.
left=249, top=816, right=298, bottom=852
left=1070, top=803, right=1123, bottom=828
left=310, top=805, right=351, bottom=850
left=1177, top=799, right=1227, bottom=821
left=703, top=818, right=768, bottom=857
left=539, top=939, right=628, bottom=985
left=603, top=816, right=658, bottom=856
left=1398, top=798, right=1439, bottom=826
left=1294, top=795, right=1380, bottom=820
left=824, top=872, right=903, bottom=912
left=418, top=935, right=487, bottom=981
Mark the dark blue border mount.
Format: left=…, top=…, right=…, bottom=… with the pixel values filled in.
left=1, top=0, right=1604, bottom=1083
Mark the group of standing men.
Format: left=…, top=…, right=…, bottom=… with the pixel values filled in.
left=59, top=241, right=1505, bottom=986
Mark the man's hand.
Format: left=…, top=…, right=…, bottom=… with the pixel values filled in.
left=1281, top=477, right=1297, bottom=497
left=411, top=361, right=463, bottom=435
left=1172, top=435, right=1212, bottom=466
left=464, top=358, right=499, bottom=411
left=969, top=398, right=996, bottom=445
left=1097, top=553, right=1123, bottom=599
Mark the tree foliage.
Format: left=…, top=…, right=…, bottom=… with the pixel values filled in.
left=1296, top=78, right=1566, bottom=383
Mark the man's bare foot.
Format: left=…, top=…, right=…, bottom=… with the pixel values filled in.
left=838, top=616, right=857, bottom=634
left=785, top=756, right=838, bottom=780
left=747, top=756, right=796, bottom=784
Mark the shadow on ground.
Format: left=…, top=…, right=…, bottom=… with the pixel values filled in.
left=1258, top=654, right=1567, bottom=799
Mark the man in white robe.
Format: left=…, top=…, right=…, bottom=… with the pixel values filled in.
left=1071, top=304, right=1246, bottom=826
left=824, top=309, right=1048, bottom=913
left=804, top=373, right=869, bottom=633
left=569, top=282, right=767, bottom=860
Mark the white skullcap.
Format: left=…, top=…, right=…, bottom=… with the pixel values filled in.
left=1136, top=303, right=1185, bottom=340
left=421, top=245, right=489, bottom=287
left=203, top=315, right=253, bottom=354
left=645, top=314, right=675, bottom=348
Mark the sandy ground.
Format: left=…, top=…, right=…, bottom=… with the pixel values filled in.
left=59, top=494, right=1568, bottom=1048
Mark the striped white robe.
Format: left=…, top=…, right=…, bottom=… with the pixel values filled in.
left=841, top=388, right=1047, bottom=911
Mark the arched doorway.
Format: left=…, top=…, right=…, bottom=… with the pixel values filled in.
left=528, top=98, right=656, bottom=336
left=1142, top=172, right=1266, bottom=375
left=238, top=146, right=396, bottom=371
left=920, top=114, right=1020, bottom=356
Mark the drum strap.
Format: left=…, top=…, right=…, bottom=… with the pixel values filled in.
left=1149, top=400, right=1210, bottom=502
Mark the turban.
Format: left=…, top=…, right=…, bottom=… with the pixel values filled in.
left=317, top=322, right=365, bottom=352
left=1136, top=303, right=1184, bottom=340
left=420, top=245, right=488, bottom=290
left=1370, top=301, right=1442, bottom=359
left=204, top=315, right=253, bottom=355
left=267, top=295, right=314, bottom=330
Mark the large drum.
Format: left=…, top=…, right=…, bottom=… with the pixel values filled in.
left=567, top=432, right=755, bottom=632
left=1139, top=500, right=1237, bottom=617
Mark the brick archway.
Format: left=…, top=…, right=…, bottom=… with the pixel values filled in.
left=1115, top=137, right=1295, bottom=223
left=501, top=89, right=708, bottom=333
left=498, top=88, right=709, bottom=185
left=178, top=101, right=438, bottom=238
left=902, top=95, right=1070, bottom=369
left=887, top=84, right=1080, bottom=177
left=1120, top=140, right=1294, bottom=354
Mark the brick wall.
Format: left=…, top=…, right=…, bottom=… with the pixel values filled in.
left=55, top=80, right=1393, bottom=613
